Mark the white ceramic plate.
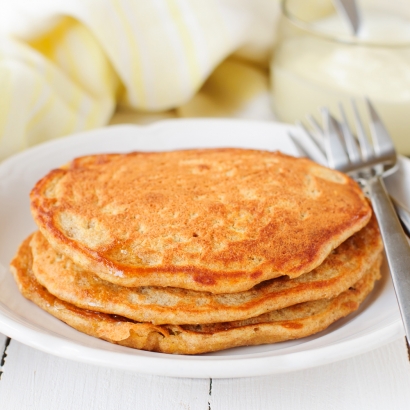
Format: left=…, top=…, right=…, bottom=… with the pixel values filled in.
left=0, top=120, right=405, bottom=378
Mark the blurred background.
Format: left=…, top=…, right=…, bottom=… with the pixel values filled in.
left=0, top=0, right=408, bottom=160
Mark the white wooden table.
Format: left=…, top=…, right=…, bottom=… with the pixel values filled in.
left=1, top=332, right=410, bottom=409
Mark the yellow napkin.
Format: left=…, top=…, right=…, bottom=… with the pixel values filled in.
left=0, top=0, right=280, bottom=160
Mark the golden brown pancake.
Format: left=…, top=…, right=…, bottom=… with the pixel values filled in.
left=30, top=149, right=371, bottom=293
left=30, top=213, right=382, bottom=324
left=10, top=235, right=381, bottom=355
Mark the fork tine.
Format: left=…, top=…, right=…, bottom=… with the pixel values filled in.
left=351, top=99, right=374, bottom=161
left=306, top=114, right=323, bottom=141
left=296, top=120, right=325, bottom=153
left=365, top=98, right=396, bottom=159
left=338, top=103, right=361, bottom=165
left=288, top=131, right=327, bottom=166
left=321, top=107, right=350, bottom=171
left=291, top=121, right=327, bottom=165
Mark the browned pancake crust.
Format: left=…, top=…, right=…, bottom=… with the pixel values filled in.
left=30, top=149, right=371, bottom=293
left=10, top=235, right=381, bottom=355
left=30, top=214, right=382, bottom=324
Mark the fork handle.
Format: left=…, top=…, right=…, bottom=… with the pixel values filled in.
left=367, top=176, right=410, bottom=341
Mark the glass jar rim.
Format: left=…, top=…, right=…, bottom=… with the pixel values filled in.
left=281, top=0, right=410, bottom=48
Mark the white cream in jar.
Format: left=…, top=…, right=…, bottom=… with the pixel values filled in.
left=272, top=8, right=410, bottom=154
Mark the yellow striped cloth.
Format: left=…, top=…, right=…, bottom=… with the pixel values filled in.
left=0, top=0, right=280, bottom=160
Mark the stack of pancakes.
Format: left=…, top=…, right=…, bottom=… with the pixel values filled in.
left=10, top=149, right=383, bottom=354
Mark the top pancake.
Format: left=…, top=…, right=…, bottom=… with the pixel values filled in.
left=30, top=149, right=371, bottom=293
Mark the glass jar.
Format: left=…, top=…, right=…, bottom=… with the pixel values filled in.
left=271, top=0, right=410, bottom=154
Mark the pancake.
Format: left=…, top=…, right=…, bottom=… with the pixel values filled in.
left=30, top=149, right=371, bottom=293
left=10, top=234, right=382, bottom=355
left=30, top=213, right=382, bottom=324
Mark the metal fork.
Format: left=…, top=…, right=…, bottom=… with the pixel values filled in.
left=291, top=99, right=410, bottom=344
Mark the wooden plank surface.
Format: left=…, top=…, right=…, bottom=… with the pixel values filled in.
left=1, top=337, right=410, bottom=409
left=0, top=339, right=210, bottom=410
left=0, top=332, right=9, bottom=379
left=0, top=333, right=7, bottom=353
left=210, top=338, right=410, bottom=410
